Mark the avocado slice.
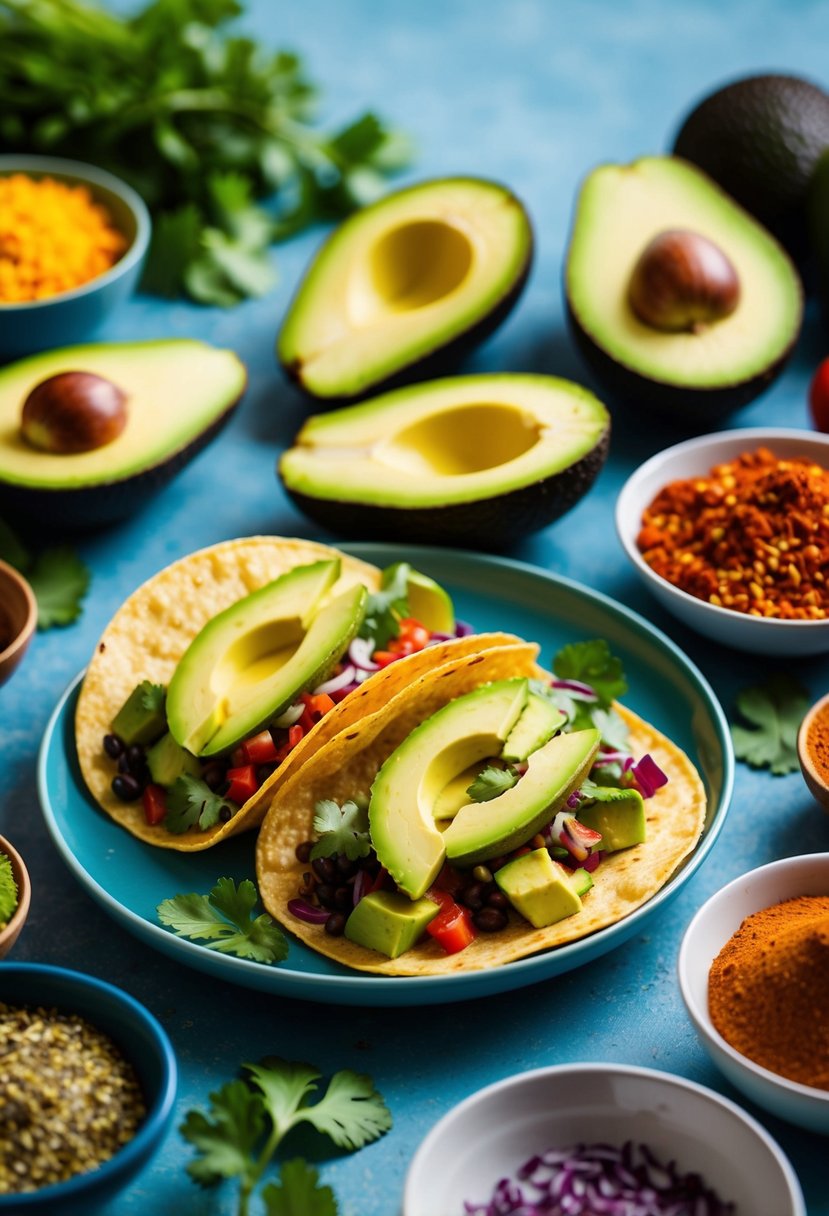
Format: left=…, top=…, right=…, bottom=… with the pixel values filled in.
left=344, top=891, right=439, bottom=959
left=277, top=177, right=532, bottom=402
left=166, top=559, right=367, bottom=757
left=576, top=786, right=646, bottom=853
left=501, top=692, right=566, bottom=763
left=369, top=678, right=530, bottom=899
left=0, top=339, right=246, bottom=526
left=279, top=373, right=610, bottom=549
left=565, top=157, right=802, bottom=421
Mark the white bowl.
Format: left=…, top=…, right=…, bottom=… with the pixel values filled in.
left=616, top=427, right=829, bottom=655
left=678, top=853, right=829, bottom=1135
left=403, top=1062, right=804, bottom=1216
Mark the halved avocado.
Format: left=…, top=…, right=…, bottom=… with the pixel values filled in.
left=278, top=373, right=610, bottom=549
left=277, top=177, right=533, bottom=402
left=565, top=157, right=803, bottom=422
left=0, top=339, right=246, bottom=526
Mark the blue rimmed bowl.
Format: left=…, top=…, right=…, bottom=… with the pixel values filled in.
left=0, top=155, right=151, bottom=359
left=0, top=963, right=177, bottom=1213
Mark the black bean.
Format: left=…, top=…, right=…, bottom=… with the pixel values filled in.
left=117, top=753, right=133, bottom=774
left=336, top=854, right=356, bottom=878
left=315, top=883, right=336, bottom=908
left=125, top=744, right=145, bottom=770
left=202, top=762, right=226, bottom=792
left=334, top=885, right=352, bottom=909
left=112, top=774, right=141, bottom=802
left=459, top=882, right=485, bottom=911
left=218, top=806, right=233, bottom=823
left=103, top=733, right=124, bottom=760
left=486, top=890, right=510, bottom=912
left=474, top=906, right=508, bottom=933
left=324, top=912, right=347, bottom=936
left=295, top=841, right=313, bottom=864
left=312, top=856, right=337, bottom=883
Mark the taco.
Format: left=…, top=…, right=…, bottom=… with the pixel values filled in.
left=255, top=640, right=707, bottom=975
left=76, top=535, right=522, bottom=851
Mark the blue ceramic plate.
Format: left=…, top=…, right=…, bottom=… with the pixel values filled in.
left=38, top=544, right=733, bottom=1007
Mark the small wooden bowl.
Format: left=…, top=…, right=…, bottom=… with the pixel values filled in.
left=0, top=559, right=36, bottom=686
left=797, top=692, right=829, bottom=811
left=0, top=833, right=31, bottom=958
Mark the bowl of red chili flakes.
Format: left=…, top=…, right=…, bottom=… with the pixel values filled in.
left=616, top=428, right=829, bottom=655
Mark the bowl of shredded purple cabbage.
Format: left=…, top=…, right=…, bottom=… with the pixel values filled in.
left=403, top=1063, right=805, bottom=1216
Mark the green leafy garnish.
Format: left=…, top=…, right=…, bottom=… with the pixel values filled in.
left=157, top=877, right=288, bottom=964
left=0, top=518, right=90, bottom=629
left=311, top=799, right=371, bottom=860
left=181, top=1057, right=391, bottom=1215
left=359, top=562, right=411, bottom=648
left=0, top=852, right=18, bottom=923
left=731, top=674, right=810, bottom=775
left=553, top=639, right=627, bottom=708
left=466, top=765, right=518, bottom=802
left=0, top=0, right=412, bottom=305
left=165, top=774, right=234, bottom=834
left=138, top=681, right=166, bottom=716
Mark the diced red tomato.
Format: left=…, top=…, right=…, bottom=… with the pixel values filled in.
left=426, top=898, right=476, bottom=954
left=397, top=618, right=430, bottom=649
left=288, top=724, right=304, bottom=749
left=241, top=729, right=279, bottom=765
left=370, top=650, right=398, bottom=667
left=142, top=783, right=167, bottom=826
left=387, top=637, right=416, bottom=657
left=225, top=764, right=258, bottom=804
left=430, top=863, right=465, bottom=896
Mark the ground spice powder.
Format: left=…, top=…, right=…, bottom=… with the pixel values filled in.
left=0, top=1001, right=146, bottom=1193
left=637, top=448, right=829, bottom=619
left=708, top=894, right=829, bottom=1088
left=806, top=700, right=829, bottom=787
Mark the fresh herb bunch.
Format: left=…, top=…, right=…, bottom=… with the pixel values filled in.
left=181, top=1056, right=392, bottom=1215
left=0, top=0, right=412, bottom=306
left=0, top=517, right=90, bottom=628
left=157, top=876, right=288, bottom=964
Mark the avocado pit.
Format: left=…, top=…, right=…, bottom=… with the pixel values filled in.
left=21, top=371, right=128, bottom=454
left=627, top=228, right=740, bottom=333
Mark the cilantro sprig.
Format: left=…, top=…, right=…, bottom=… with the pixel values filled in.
left=311, top=799, right=371, bottom=860
left=181, top=1057, right=392, bottom=1215
left=0, top=0, right=412, bottom=306
left=0, top=517, right=89, bottom=629
left=164, top=774, right=234, bottom=834
left=466, top=765, right=518, bottom=802
left=731, top=674, right=810, bottom=775
left=553, top=639, right=628, bottom=707
left=358, top=562, right=411, bottom=649
left=157, top=877, right=288, bottom=965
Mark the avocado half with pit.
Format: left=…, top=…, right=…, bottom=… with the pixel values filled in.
left=565, top=156, right=803, bottom=423
left=0, top=339, right=246, bottom=526
left=277, top=177, right=533, bottom=403
left=278, top=373, right=610, bottom=549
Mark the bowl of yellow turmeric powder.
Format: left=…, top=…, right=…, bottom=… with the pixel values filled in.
left=0, top=155, right=151, bottom=357
left=678, top=852, right=829, bottom=1134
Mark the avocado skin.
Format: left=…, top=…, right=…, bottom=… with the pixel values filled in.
left=0, top=389, right=243, bottom=529
left=673, top=74, right=829, bottom=266
left=281, top=227, right=534, bottom=407
left=280, top=427, right=609, bottom=551
left=566, top=299, right=799, bottom=427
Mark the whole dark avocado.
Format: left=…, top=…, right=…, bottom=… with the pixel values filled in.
left=672, top=73, right=829, bottom=265
left=278, top=373, right=610, bottom=550
left=277, top=178, right=533, bottom=404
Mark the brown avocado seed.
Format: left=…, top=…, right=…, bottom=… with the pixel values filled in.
left=21, top=371, right=128, bottom=454
left=627, top=229, right=740, bottom=333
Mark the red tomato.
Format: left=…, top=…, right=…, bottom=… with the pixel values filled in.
left=241, top=729, right=279, bottom=765
left=142, top=783, right=167, bottom=826
left=426, top=900, right=475, bottom=954
left=809, top=358, right=829, bottom=432
left=226, top=764, right=258, bottom=804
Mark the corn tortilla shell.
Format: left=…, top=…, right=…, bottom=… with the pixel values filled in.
left=256, top=661, right=706, bottom=975
left=76, top=535, right=523, bottom=850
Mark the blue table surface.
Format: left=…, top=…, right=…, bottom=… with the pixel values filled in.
left=4, top=0, right=829, bottom=1211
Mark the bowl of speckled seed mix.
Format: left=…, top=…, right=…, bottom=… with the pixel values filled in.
left=0, top=964, right=177, bottom=1214
left=0, top=155, right=151, bottom=358
left=616, top=428, right=829, bottom=655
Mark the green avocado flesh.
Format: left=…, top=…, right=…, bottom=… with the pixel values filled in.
left=277, top=177, right=532, bottom=400
left=166, top=559, right=366, bottom=757
left=0, top=340, right=246, bottom=488
left=279, top=373, right=609, bottom=512
left=344, top=891, right=439, bottom=959
left=494, top=848, right=582, bottom=929
left=566, top=156, right=802, bottom=389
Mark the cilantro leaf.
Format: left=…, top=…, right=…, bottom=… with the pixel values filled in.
left=262, top=1159, right=337, bottom=1216
left=27, top=547, right=90, bottom=628
left=591, top=706, right=630, bottom=750
left=311, top=799, right=371, bottom=860
left=292, top=1068, right=393, bottom=1150
left=181, top=1078, right=266, bottom=1188
left=731, top=674, right=810, bottom=775
left=165, top=775, right=234, bottom=834
left=157, top=878, right=288, bottom=964
left=0, top=517, right=30, bottom=571
left=359, top=562, right=410, bottom=648
left=141, top=204, right=204, bottom=297
left=466, top=765, right=518, bottom=802
left=553, top=640, right=627, bottom=708
left=139, top=681, right=166, bottom=716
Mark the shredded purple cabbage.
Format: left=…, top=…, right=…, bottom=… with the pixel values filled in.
left=287, top=898, right=330, bottom=925
left=630, top=754, right=669, bottom=798
left=463, top=1141, right=735, bottom=1215
left=550, top=678, right=599, bottom=702
left=454, top=619, right=475, bottom=637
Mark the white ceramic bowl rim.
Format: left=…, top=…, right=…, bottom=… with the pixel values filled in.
left=0, top=153, right=152, bottom=310
left=678, top=852, right=829, bottom=1103
left=616, top=427, right=829, bottom=632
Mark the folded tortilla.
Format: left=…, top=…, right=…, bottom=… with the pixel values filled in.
left=255, top=645, right=707, bottom=974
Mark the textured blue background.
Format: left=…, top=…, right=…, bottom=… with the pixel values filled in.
left=3, top=0, right=829, bottom=1212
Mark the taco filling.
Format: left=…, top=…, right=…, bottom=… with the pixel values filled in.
left=256, top=639, right=706, bottom=975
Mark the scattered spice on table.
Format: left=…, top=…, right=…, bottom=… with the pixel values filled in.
left=0, top=173, right=127, bottom=303
left=804, top=698, right=829, bottom=786
left=0, top=1001, right=146, bottom=1193
left=637, top=447, right=829, bottom=619
left=708, top=894, right=829, bottom=1088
